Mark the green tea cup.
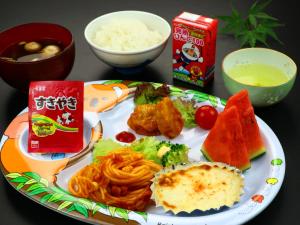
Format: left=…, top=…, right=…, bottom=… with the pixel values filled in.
left=222, top=48, right=297, bottom=107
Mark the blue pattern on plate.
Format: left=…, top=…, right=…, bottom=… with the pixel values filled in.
left=51, top=153, right=66, bottom=160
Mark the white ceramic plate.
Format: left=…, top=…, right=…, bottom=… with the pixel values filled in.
left=0, top=80, right=285, bottom=225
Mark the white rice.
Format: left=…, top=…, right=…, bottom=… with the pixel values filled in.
left=92, top=19, right=163, bottom=52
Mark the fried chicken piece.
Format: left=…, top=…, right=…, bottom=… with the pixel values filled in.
left=155, top=97, right=184, bottom=139
left=127, top=104, right=160, bottom=136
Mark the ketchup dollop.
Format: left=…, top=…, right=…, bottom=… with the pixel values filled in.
left=116, top=131, right=136, bottom=143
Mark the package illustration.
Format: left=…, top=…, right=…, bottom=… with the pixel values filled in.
left=28, top=81, right=84, bottom=153
left=173, top=12, right=218, bottom=87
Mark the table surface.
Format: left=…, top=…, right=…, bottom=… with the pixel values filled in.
left=0, top=0, right=299, bottom=225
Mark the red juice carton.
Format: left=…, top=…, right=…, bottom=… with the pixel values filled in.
left=173, top=12, right=218, bottom=87
left=28, top=81, right=84, bottom=153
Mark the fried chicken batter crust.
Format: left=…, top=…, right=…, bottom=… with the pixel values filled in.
left=155, top=97, right=184, bottom=139
left=127, top=104, right=160, bottom=136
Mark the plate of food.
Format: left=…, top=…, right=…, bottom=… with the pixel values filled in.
left=0, top=80, right=285, bottom=225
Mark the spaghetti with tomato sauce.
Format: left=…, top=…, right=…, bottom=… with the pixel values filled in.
left=68, top=148, right=161, bottom=211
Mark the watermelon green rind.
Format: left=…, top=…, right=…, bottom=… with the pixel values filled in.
left=202, top=140, right=266, bottom=161
left=250, top=147, right=266, bottom=160
left=201, top=148, right=213, bottom=162
left=201, top=148, right=251, bottom=171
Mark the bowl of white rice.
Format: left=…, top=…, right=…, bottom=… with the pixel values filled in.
left=84, top=11, right=171, bottom=73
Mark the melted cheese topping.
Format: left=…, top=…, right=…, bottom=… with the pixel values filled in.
left=152, top=163, right=244, bottom=213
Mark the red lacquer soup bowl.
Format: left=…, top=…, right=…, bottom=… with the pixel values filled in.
left=0, top=23, right=75, bottom=92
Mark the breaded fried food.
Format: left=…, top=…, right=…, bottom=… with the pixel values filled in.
left=155, top=97, right=184, bottom=139
left=127, top=104, right=160, bottom=136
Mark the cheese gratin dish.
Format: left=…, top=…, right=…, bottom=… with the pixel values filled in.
left=151, top=162, right=244, bottom=213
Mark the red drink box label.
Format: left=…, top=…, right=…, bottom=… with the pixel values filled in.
left=28, top=81, right=84, bottom=153
left=173, top=12, right=218, bottom=87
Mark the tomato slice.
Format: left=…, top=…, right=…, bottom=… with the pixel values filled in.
left=195, top=105, right=218, bottom=130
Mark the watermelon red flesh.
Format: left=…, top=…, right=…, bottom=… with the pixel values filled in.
left=225, top=90, right=266, bottom=159
left=201, top=106, right=251, bottom=171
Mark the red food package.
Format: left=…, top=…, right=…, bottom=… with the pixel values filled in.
left=28, top=81, right=84, bottom=153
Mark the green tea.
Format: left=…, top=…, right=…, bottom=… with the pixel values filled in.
left=228, top=64, right=289, bottom=87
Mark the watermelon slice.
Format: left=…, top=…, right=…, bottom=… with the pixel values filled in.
left=225, top=90, right=266, bottom=159
left=201, top=106, right=251, bottom=171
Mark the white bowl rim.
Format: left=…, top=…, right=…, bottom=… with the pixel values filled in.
left=84, top=10, right=171, bottom=55
left=222, top=47, right=298, bottom=88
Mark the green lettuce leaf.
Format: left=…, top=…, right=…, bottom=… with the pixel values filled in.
left=173, top=98, right=197, bottom=128
left=93, top=139, right=123, bottom=163
left=131, top=137, right=161, bottom=164
left=134, top=83, right=170, bottom=105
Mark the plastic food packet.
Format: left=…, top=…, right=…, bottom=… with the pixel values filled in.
left=28, top=81, right=84, bottom=153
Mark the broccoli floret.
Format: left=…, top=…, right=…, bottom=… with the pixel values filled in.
left=156, top=141, right=172, bottom=149
left=131, top=138, right=189, bottom=167
left=159, top=143, right=189, bottom=167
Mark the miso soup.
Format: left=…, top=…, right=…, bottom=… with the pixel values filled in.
left=1, top=39, right=64, bottom=62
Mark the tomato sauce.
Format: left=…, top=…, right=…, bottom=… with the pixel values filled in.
left=116, top=131, right=136, bottom=143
